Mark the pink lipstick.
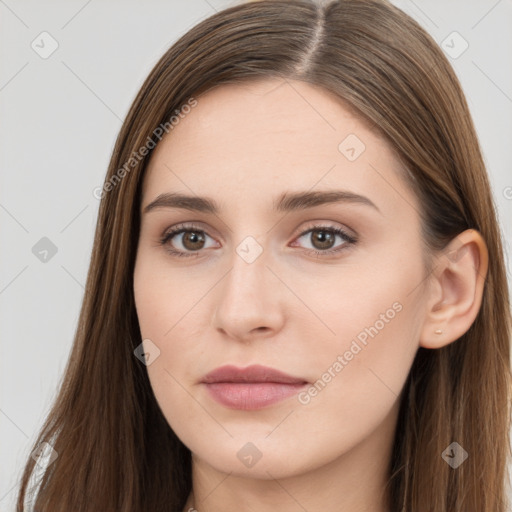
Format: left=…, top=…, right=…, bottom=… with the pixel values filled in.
left=201, top=364, right=308, bottom=410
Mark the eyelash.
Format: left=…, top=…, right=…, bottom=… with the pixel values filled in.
left=159, top=222, right=357, bottom=259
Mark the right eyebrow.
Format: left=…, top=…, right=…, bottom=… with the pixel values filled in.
left=143, top=193, right=218, bottom=214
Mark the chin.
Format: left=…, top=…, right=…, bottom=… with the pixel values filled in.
left=185, top=431, right=338, bottom=481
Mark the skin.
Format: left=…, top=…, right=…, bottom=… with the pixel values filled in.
left=133, top=78, right=488, bottom=512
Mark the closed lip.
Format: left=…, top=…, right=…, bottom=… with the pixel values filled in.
left=201, top=364, right=308, bottom=384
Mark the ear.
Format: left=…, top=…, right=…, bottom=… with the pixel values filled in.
left=419, top=229, right=489, bottom=349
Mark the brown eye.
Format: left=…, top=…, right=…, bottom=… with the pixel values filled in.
left=292, top=225, right=357, bottom=257
left=180, top=231, right=206, bottom=251
left=309, top=230, right=336, bottom=250
left=160, top=224, right=216, bottom=257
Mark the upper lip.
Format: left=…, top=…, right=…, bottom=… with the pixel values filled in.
left=201, top=364, right=308, bottom=384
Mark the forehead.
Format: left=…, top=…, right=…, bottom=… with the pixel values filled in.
left=141, top=78, right=416, bottom=218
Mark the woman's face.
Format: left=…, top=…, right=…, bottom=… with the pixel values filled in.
left=134, top=78, right=428, bottom=480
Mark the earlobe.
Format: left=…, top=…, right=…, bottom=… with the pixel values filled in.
left=419, top=229, right=489, bottom=349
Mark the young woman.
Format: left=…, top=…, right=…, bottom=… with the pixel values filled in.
left=16, top=0, right=512, bottom=511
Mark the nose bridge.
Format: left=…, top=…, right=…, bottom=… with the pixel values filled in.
left=212, top=233, right=283, bottom=338
left=224, top=234, right=271, bottom=305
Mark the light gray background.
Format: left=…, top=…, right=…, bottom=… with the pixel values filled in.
left=1, top=1, right=511, bottom=510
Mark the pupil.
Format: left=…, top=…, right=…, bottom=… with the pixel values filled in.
left=184, top=231, right=204, bottom=249
left=313, top=230, right=334, bottom=249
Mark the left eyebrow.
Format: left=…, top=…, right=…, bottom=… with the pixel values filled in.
left=274, top=190, right=380, bottom=214
left=142, top=189, right=381, bottom=215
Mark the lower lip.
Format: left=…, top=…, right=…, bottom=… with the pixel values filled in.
left=203, top=382, right=307, bottom=410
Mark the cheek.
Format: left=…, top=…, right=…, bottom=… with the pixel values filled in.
left=133, top=253, right=213, bottom=430
left=133, top=249, right=207, bottom=342
left=294, top=250, right=424, bottom=422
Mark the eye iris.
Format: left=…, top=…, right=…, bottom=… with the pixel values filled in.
left=182, top=231, right=205, bottom=250
left=311, top=230, right=335, bottom=250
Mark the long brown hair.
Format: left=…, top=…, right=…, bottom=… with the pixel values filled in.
left=16, top=0, right=512, bottom=510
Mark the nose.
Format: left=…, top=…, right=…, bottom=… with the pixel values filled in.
left=211, top=239, right=285, bottom=343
